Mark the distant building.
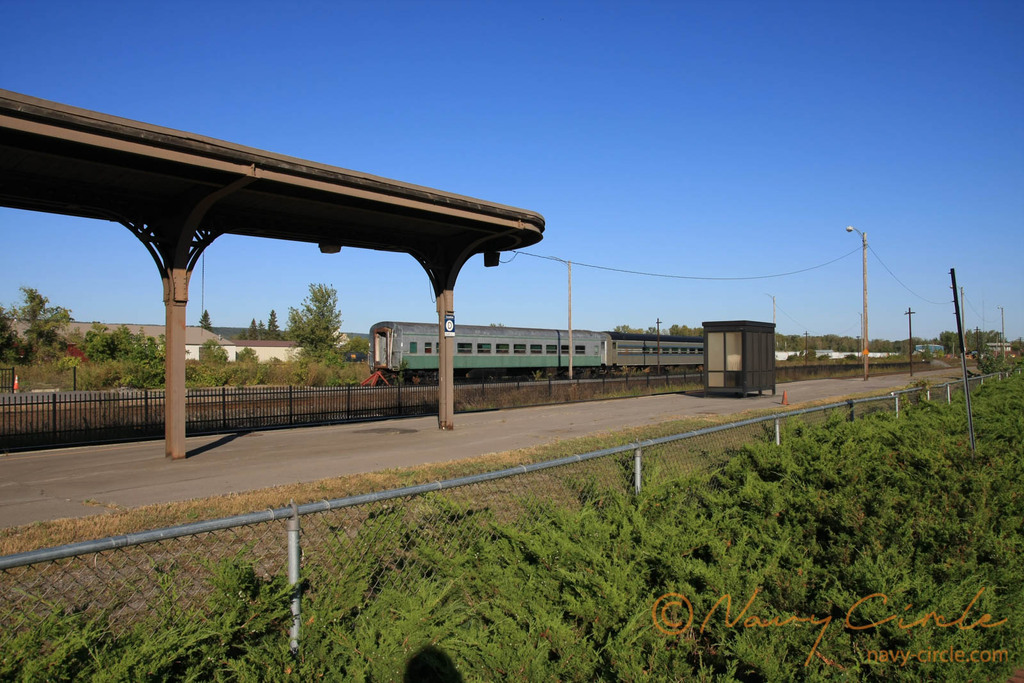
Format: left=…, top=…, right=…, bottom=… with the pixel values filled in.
left=987, top=342, right=1011, bottom=355
left=914, top=344, right=945, bottom=354
left=775, top=349, right=895, bottom=361
left=60, top=321, right=238, bottom=360
left=232, top=339, right=300, bottom=362
left=43, top=321, right=374, bottom=362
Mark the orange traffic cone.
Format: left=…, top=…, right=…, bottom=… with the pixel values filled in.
left=781, top=390, right=788, bottom=406
left=13, top=374, right=19, bottom=393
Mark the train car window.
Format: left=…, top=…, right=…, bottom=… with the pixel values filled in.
left=424, top=342, right=432, bottom=354
left=514, top=344, right=526, bottom=355
left=457, top=343, right=473, bottom=354
left=409, top=342, right=418, bottom=354
left=560, top=345, right=569, bottom=354
left=530, top=344, right=543, bottom=354
left=575, top=345, right=586, bottom=355
left=547, top=344, right=557, bottom=354
left=477, top=343, right=491, bottom=354
left=496, top=343, right=509, bottom=354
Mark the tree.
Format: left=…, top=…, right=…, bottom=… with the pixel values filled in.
left=669, top=324, right=703, bottom=337
left=0, top=304, right=17, bottom=363
left=13, top=287, right=71, bottom=362
left=198, top=310, right=213, bottom=332
left=340, top=335, right=370, bottom=358
left=83, top=324, right=162, bottom=366
left=613, top=324, right=643, bottom=333
left=199, top=339, right=228, bottom=364
left=245, top=319, right=259, bottom=340
left=266, top=310, right=282, bottom=340
left=287, top=283, right=342, bottom=359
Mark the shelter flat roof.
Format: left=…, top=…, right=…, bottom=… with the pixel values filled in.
left=0, top=90, right=544, bottom=261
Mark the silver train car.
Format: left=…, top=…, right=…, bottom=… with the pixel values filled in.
left=370, top=321, right=703, bottom=377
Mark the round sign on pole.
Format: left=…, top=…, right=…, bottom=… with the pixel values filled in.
left=444, top=315, right=455, bottom=337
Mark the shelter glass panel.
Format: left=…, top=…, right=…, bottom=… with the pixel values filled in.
left=726, top=332, right=742, bottom=371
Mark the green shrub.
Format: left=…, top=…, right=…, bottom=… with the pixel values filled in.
left=5, top=375, right=1021, bottom=681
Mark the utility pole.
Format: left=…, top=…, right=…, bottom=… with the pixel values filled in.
left=905, top=308, right=915, bottom=376
left=656, top=318, right=662, bottom=375
left=960, top=286, right=966, bottom=333
left=567, top=260, right=573, bottom=380
left=846, top=226, right=869, bottom=380
left=950, top=269, right=976, bottom=454
left=804, top=331, right=809, bottom=365
left=998, top=306, right=1006, bottom=359
left=765, top=293, right=776, bottom=325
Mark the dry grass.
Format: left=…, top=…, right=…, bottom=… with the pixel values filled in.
left=0, top=380, right=943, bottom=557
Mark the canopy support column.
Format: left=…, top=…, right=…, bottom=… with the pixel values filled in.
left=123, top=173, right=256, bottom=458
left=164, top=292, right=188, bottom=458
left=416, top=239, right=503, bottom=431
left=436, top=288, right=455, bottom=430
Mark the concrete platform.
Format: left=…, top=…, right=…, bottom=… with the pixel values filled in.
left=0, top=369, right=961, bottom=529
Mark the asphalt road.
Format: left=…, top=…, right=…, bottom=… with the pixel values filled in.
left=0, top=368, right=962, bottom=529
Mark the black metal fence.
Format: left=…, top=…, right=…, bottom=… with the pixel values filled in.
left=0, top=367, right=12, bottom=394
left=0, top=364, right=929, bottom=452
left=775, top=360, right=918, bottom=380
left=0, top=374, right=705, bottom=452
left=0, top=383, right=441, bottom=451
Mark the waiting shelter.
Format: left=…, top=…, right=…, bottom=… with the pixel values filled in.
left=702, top=320, right=776, bottom=397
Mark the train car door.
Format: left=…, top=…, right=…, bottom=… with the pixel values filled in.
left=373, top=327, right=392, bottom=369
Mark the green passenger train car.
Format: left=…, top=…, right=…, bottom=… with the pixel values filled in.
left=370, top=322, right=704, bottom=378
left=370, top=321, right=605, bottom=377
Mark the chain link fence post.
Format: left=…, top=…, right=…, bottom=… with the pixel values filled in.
left=288, top=501, right=301, bottom=654
left=774, top=418, right=781, bottom=446
left=633, top=444, right=642, bottom=496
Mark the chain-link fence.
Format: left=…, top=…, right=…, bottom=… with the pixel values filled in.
left=0, top=372, right=1008, bottom=656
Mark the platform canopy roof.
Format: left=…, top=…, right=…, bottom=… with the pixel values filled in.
left=0, top=89, right=545, bottom=285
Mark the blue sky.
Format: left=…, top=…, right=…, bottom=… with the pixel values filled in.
left=2, top=0, right=1021, bottom=343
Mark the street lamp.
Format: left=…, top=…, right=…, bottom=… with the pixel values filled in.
left=846, top=225, right=869, bottom=380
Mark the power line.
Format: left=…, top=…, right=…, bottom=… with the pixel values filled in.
left=866, top=245, right=947, bottom=305
left=513, top=247, right=861, bottom=281
left=775, top=302, right=809, bottom=332
left=513, top=242, right=949, bottom=308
